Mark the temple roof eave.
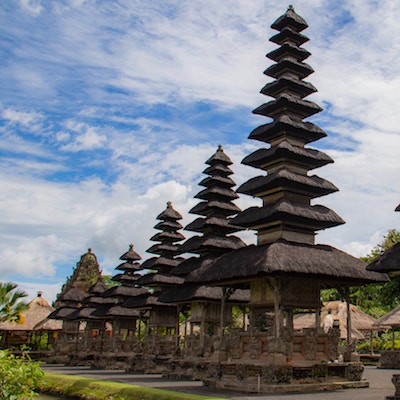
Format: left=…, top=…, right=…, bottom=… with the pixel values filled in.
left=185, top=239, right=389, bottom=287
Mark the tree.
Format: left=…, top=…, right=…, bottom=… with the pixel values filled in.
left=361, top=228, right=400, bottom=263
left=320, top=229, right=400, bottom=316
left=0, top=282, right=29, bottom=323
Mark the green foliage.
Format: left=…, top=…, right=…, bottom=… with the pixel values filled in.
left=0, top=281, right=29, bottom=323
left=321, top=229, right=400, bottom=317
left=0, top=348, right=44, bottom=399
left=361, top=229, right=400, bottom=263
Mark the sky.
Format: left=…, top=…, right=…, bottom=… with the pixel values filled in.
left=1, top=0, right=400, bottom=303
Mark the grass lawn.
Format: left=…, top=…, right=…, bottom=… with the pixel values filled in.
left=39, top=372, right=226, bottom=400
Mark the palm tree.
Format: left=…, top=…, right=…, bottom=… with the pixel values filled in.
left=0, top=282, right=29, bottom=323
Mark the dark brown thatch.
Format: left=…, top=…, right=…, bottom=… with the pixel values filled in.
left=115, top=262, right=142, bottom=271
left=232, top=199, right=344, bottom=230
left=373, top=305, right=400, bottom=329
left=88, top=280, right=108, bottom=295
left=57, top=287, right=86, bottom=302
left=186, top=239, right=388, bottom=286
left=91, top=304, right=141, bottom=319
left=159, top=285, right=249, bottom=304
left=123, top=293, right=175, bottom=308
left=33, top=318, right=62, bottom=331
left=101, top=286, right=148, bottom=298
left=366, top=242, right=400, bottom=273
left=136, top=273, right=184, bottom=286
left=242, top=140, right=333, bottom=170
left=82, top=295, right=116, bottom=305
left=48, top=306, right=79, bottom=321
left=141, top=256, right=183, bottom=270
left=170, top=256, right=214, bottom=277
left=179, top=234, right=246, bottom=254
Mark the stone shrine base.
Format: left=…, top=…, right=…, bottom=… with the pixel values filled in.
left=166, top=359, right=368, bottom=394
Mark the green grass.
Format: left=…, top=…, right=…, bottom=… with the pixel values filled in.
left=38, top=372, right=225, bottom=400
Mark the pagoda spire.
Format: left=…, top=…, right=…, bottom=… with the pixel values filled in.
left=233, top=6, right=344, bottom=245
left=179, top=145, right=246, bottom=257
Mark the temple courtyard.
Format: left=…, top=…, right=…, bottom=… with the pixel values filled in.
left=42, top=364, right=398, bottom=400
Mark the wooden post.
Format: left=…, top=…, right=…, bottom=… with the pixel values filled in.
left=220, top=287, right=226, bottom=336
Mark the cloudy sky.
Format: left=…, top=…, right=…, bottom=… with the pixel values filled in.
left=1, top=0, right=400, bottom=302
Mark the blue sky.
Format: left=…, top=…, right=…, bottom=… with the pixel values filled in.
left=1, top=0, right=400, bottom=302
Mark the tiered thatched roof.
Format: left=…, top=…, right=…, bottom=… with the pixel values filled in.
left=187, top=240, right=388, bottom=287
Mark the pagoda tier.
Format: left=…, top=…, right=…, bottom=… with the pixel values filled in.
left=141, top=201, right=185, bottom=275
left=107, top=244, right=143, bottom=287
left=233, top=5, right=344, bottom=245
left=180, top=145, right=246, bottom=256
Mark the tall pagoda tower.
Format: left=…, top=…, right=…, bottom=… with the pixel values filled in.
left=161, top=146, right=248, bottom=354
left=233, top=5, right=344, bottom=245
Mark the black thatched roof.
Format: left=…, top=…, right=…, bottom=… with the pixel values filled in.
left=47, top=306, right=78, bottom=321
left=141, top=256, right=183, bottom=271
left=102, top=285, right=149, bottom=298
left=57, top=287, right=86, bottom=303
left=123, top=292, right=176, bottom=309
left=170, top=256, right=215, bottom=277
left=82, top=295, right=116, bottom=305
left=367, top=242, right=400, bottom=273
left=120, top=244, right=142, bottom=261
left=159, top=285, right=249, bottom=304
left=179, top=234, right=246, bottom=254
left=232, top=199, right=344, bottom=230
left=185, top=239, right=388, bottom=286
left=136, top=272, right=184, bottom=287
left=115, top=261, right=142, bottom=271
left=91, top=304, right=141, bottom=319
left=88, top=280, right=108, bottom=295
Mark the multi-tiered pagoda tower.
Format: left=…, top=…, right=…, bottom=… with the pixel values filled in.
left=187, top=6, right=387, bottom=392
left=234, top=5, right=343, bottom=245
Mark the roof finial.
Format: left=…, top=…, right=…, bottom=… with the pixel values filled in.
left=217, top=144, right=223, bottom=152
left=287, top=4, right=294, bottom=11
left=167, top=201, right=172, bottom=208
left=129, top=243, right=134, bottom=250
left=88, top=248, right=92, bottom=253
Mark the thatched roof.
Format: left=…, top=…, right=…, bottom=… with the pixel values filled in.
left=179, top=234, right=246, bottom=254
left=101, top=285, right=148, bottom=298
left=48, top=306, right=78, bottom=320
left=123, top=293, right=176, bottom=309
left=120, top=244, right=142, bottom=261
left=159, top=285, right=249, bottom=304
left=0, top=294, right=55, bottom=331
left=91, top=304, right=141, bottom=319
left=33, top=317, right=63, bottom=331
left=88, top=280, right=108, bottom=295
left=186, top=239, right=389, bottom=286
left=367, top=242, right=400, bottom=273
left=170, top=256, right=214, bottom=277
left=136, top=272, right=184, bottom=287
left=57, top=287, right=86, bottom=303
left=293, top=301, right=379, bottom=340
left=373, top=305, right=400, bottom=329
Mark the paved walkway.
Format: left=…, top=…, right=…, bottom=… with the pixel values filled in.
left=42, top=364, right=398, bottom=399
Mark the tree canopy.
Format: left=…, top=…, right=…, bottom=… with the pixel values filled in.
left=321, top=228, right=400, bottom=317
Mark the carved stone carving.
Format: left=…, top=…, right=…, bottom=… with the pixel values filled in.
left=304, top=329, right=316, bottom=360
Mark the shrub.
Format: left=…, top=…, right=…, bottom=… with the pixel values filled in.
left=0, top=348, right=44, bottom=399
